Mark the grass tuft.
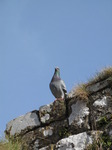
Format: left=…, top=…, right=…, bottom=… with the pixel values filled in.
left=69, top=67, right=112, bottom=100
left=86, top=67, right=112, bottom=86
left=72, top=83, right=89, bottom=100
left=0, top=138, right=21, bottom=150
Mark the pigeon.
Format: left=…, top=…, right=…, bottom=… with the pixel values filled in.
left=49, top=67, right=67, bottom=100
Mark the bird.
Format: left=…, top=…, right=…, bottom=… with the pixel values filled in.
left=49, top=67, right=67, bottom=101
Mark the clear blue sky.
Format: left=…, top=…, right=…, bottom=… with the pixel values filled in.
left=0, top=0, right=112, bottom=135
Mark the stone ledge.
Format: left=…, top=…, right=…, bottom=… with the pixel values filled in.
left=39, top=100, right=66, bottom=124
left=5, top=110, right=40, bottom=137
left=86, top=77, right=112, bottom=94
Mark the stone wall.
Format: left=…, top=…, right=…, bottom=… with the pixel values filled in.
left=5, top=70, right=112, bottom=150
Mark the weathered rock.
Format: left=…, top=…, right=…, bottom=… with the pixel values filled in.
left=68, top=99, right=90, bottom=134
left=21, top=119, right=68, bottom=149
left=36, top=131, right=103, bottom=150
left=90, top=92, right=112, bottom=130
left=86, top=77, right=112, bottom=94
left=93, top=96, right=107, bottom=107
left=5, top=110, right=40, bottom=137
left=39, top=100, right=66, bottom=124
left=55, top=131, right=102, bottom=150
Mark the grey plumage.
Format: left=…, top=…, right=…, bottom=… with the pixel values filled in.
left=49, top=67, right=67, bottom=99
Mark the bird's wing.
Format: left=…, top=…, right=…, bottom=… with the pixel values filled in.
left=60, top=80, right=67, bottom=94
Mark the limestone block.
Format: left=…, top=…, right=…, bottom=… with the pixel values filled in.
left=55, top=131, right=100, bottom=150
left=68, top=99, right=90, bottom=133
left=22, top=120, right=68, bottom=149
left=90, top=93, right=112, bottom=130
left=5, top=110, right=40, bottom=137
left=93, top=96, right=107, bottom=107
left=39, top=100, right=66, bottom=124
left=86, top=77, right=112, bottom=94
left=33, top=131, right=103, bottom=150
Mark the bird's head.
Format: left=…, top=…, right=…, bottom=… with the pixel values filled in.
left=55, top=67, right=60, bottom=72
left=55, top=67, right=60, bottom=77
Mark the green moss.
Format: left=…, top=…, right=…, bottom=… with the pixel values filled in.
left=58, top=127, right=70, bottom=138
left=100, top=133, right=112, bottom=149
left=97, top=116, right=108, bottom=127
left=104, top=135, right=112, bottom=146
left=87, top=132, right=112, bottom=150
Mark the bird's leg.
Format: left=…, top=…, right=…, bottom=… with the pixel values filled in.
left=54, top=98, right=64, bottom=101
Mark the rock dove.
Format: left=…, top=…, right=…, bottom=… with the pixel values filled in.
left=49, top=67, right=67, bottom=100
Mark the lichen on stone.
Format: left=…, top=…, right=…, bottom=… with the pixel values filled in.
left=68, top=100, right=89, bottom=126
